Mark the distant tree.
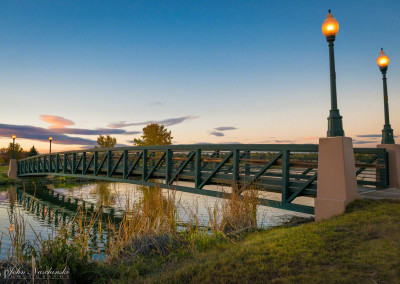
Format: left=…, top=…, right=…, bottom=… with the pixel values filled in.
left=134, top=123, right=173, bottom=146
left=97, top=135, right=117, bottom=148
left=5, top=143, right=25, bottom=160
left=28, top=146, right=39, bottom=157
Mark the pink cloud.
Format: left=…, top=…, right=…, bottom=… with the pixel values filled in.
left=40, top=115, right=75, bottom=128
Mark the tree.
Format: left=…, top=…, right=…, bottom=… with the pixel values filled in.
left=5, top=143, right=25, bottom=160
left=97, top=135, right=117, bottom=148
left=134, top=123, right=173, bottom=146
left=28, top=146, right=39, bottom=157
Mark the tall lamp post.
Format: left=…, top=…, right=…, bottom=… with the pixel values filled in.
left=377, top=48, right=395, bottom=144
left=322, top=10, right=344, bottom=137
left=49, top=137, right=53, bottom=153
left=11, top=134, right=16, bottom=159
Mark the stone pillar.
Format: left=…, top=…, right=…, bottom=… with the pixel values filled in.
left=315, top=137, right=359, bottom=221
left=377, top=144, right=400, bottom=188
left=8, top=159, right=18, bottom=179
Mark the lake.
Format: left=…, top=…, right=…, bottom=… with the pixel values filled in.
left=0, top=180, right=312, bottom=260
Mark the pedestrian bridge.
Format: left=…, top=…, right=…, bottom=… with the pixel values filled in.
left=17, top=144, right=388, bottom=214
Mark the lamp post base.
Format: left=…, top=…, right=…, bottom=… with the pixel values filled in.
left=381, top=125, right=395, bottom=144
left=8, top=159, right=18, bottom=180
left=327, top=109, right=344, bottom=137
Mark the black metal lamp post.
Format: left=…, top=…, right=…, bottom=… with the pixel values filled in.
left=322, top=10, right=344, bottom=137
left=377, top=48, right=395, bottom=144
left=11, top=134, right=16, bottom=159
left=49, top=136, right=53, bottom=153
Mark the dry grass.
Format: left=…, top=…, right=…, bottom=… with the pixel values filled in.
left=0, top=183, right=273, bottom=282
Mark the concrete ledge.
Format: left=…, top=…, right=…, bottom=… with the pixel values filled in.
left=377, top=144, right=400, bottom=188
left=315, top=137, right=359, bottom=221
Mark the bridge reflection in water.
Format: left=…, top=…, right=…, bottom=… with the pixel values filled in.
left=8, top=184, right=119, bottom=259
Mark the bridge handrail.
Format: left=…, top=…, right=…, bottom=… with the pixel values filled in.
left=19, top=143, right=320, bottom=162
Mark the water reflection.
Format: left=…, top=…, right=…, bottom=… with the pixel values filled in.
left=0, top=181, right=311, bottom=260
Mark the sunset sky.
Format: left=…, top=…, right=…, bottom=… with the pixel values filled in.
left=1, top=0, right=400, bottom=153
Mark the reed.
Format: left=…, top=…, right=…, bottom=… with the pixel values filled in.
left=1, top=182, right=267, bottom=282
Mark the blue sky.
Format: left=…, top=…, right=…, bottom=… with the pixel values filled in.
left=0, top=0, right=399, bottom=152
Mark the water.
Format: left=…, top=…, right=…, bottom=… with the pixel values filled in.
left=0, top=180, right=312, bottom=260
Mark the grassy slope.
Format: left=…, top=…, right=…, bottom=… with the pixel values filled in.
left=0, top=165, right=19, bottom=185
left=132, top=199, right=400, bottom=284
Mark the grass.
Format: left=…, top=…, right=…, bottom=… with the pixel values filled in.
left=130, top=199, right=400, bottom=284
left=0, top=165, right=21, bottom=186
left=1, top=184, right=262, bottom=283
left=3, top=183, right=399, bottom=283
left=0, top=166, right=8, bottom=174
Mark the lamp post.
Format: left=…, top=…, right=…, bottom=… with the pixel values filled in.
left=49, top=137, right=53, bottom=153
left=11, top=134, right=16, bottom=159
left=322, top=10, right=344, bottom=137
left=377, top=48, right=395, bottom=144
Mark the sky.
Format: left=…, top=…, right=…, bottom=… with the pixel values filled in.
left=0, top=0, right=400, bottom=153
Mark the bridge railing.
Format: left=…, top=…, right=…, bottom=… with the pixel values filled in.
left=17, top=144, right=389, bottom=214
left=18, top=144, right=319, bottom=213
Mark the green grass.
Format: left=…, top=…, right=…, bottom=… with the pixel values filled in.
left=0, top=166, right=8, bottom=174
left=112, top=199, right=400, bottom=284
left=0, top=166, right=21, bottom=185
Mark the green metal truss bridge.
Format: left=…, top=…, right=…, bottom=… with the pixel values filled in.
left=17, top=144, right=389, bottom=214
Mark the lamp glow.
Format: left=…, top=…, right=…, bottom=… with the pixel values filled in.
left=322, top=10, right=339, bottom=38
left=12, top=135, right=16, bottom=139
left=49, top=136, right=53, bottom=141
left=377, top=48, right=389, bottom=68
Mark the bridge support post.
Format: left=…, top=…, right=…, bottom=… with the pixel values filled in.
left=8, top=159, right=18, bottom=179
left=377, top=144, right=400, bottom=188
left=315, top=137, right=359, bottom=221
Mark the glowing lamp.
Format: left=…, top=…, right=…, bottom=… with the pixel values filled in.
left=12, top=134, right=16, bottom=139
left=49, top=136, right=53, bottom=141
left=377, top=48, right=389, bottom=68
left=322, top=10, right=339, bottom=38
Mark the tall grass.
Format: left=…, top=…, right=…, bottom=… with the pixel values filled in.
left=2, top=183, right=264, bottom=282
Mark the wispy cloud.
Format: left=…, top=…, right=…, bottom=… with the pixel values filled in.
left=0, top=123, right=97, bottom=145
left=357, top=134, right=399, bottom=138
left=214, top=127, right=237, bottom=131
left=274, top=140, right=297, bottom=143
left=353, top=140, right=374, bottom=145
left=108, top=115, right=198, bottom=128
left=210, top=131, right=224, bottom=137
left=50, top=128, right=140, bottom=136
left=40, top=115, right=75, bottom=128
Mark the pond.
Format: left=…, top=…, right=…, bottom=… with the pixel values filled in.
left=0, top=180, right=312, bottom=260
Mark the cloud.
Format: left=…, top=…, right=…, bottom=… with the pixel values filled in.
left=274, top=140, right=295, bottom=143
left=40, top=115, right=75, bottom=128
left=50, top=128, right=141, bottom=136
left=0, top=123, right=97, bottom=145
left=357, top=134, right=398, bottom=138
left=210, top=131, right=224, bottom=137
left=356, top=134, right=380, bottom=138
left=353, top=140, right=374, bottom=145
left=214, top=127, right=237, bottom=131
left=148, top=101, right=163, bottom=106
left=108, top=115, right=198, bottom=128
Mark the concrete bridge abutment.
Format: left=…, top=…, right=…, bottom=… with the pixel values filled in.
left=315, top=137, right=359, bottom=221
left=377, top=144, right=400, bottom=188
left=8, top=159, right=18, bottom=179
